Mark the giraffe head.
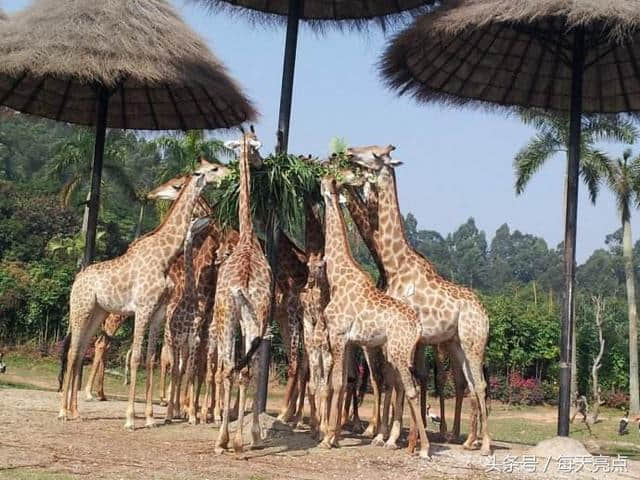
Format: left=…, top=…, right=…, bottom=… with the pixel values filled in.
left=214, top=230, right=239, bottom=265
left=147, top=157, right=231, bottom=201
left=345, top=145, right=402, bottom=197
left=306, top=251, right=326, bottom=286
left=224, top=126, right=264, bottom=168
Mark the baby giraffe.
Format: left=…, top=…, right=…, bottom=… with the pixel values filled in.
left=320, top=171, right=430, bottom=459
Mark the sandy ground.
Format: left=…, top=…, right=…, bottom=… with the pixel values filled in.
left=1, top=387, right=639, bottom=480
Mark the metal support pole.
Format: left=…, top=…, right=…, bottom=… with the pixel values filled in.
left=275, top=0, right=301, bottom=154
left=557, top=26, right=584, bottom=437
left=83, top=86, right=110, bottom=267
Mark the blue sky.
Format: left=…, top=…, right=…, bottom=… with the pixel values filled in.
left=4, top=0, right=638, bottom=262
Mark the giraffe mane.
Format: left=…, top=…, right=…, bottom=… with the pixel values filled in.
left=128, top=175, right=196, bottom=249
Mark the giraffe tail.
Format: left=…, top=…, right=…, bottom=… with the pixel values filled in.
left=230, top=287, right=262, bottom=373
left=483, top=363, right=491, bottom=415
left=58, top=331, right=72, bottom=392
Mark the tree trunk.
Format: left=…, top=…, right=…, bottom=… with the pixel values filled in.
left=623, top=217, right=640, bottom=415
left=571, top=305, right=577, bottom=402
left=591, top=295, right=605, bottom=423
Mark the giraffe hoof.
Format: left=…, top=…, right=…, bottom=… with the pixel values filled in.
left=159, top=400, right=168, bottom=407
left=384, top=442, right=398, bottom=450
left=124, top=420, right=135, bottom=431
left=480, top=446, right=492, bottom=456
left=371, top=435, right=385, bottom=447
left=188, top=417, right=197, bottom=426
left=214, top=447, right=225, bottom=455
left=418, top=450, right=432, bottom=460
left=233, top=440, right=244, bottom=454
left=462, top=440, right=475, bottom=451
left=362, top=424, right=376, bottom=438
left=164, top=418, right=173, bottom=424
left=57, top=410, right=67, bottom=421
left=145, top=420, right=157, bottom=428
left=319, top=439, right=333, bottom=449
left=97, top=396, right=107, bottom=402
left=84, top=394, right=94, bottom=402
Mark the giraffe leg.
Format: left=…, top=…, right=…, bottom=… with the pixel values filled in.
left=184, top=335, right=201, bottom=425
left=84, top=334, right=106, bottom=401
left=397, top=364, right=431, bottom=460
left=318, top=346, right=333, bottom=440
left=144, top=305, right=166, bottom=428
left=433, top=345, right=449, bottom=437
left=215, top=370, right=232, bottom=454
left=322, top=339, right=346, bottom=449
left=362, top=348, right=381, bottom=438
left=68, top=307, right=106, bottom=420
left=384, top=383, right=404, bottom=450
left=125, top=308, right=155, bottom=430
left=123, top=348, right=132, bottom=386
left=233, top=370, right=249, bottom=453
left=452, top=354, right=466, bottom=441
left=96, top=342, right=108, bottom=402
left=451, top=342, right=491, bottom=455
left=165, top=345, right=180, bottom=423
left=293, top=357, right=309, bottom=428
left=214, top=363, right=224, bottom=427
left=250, top=356, right=263, bottom=448
left=159, top=342, right=172, bottom=406
left=372, top=364, right=393, bottom=446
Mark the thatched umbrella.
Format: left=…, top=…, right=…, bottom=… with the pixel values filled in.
left=0, top=0, right=256, bottom=265
left=381, top=0, right=640, bottom=435
left=192, top=0, right=438, bottom=414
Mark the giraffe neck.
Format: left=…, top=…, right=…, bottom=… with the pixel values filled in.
left=323, top=183, right=363, bottom=286
left=151, top=175, right=202, bottom=270
left=184, top=226, right=196, bottom=303
left=238, top=137, right=253, bottom=240
left=304, top=198, right=324, bottom=257
left=344, top=186, right=387, bottom=288
left=375, top=167, right=438, bottom=279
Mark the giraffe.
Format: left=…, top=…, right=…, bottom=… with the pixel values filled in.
left=59, top=159, right=231, bottom=430
left=319, top=170, right=431, bottom=459
left=299, top=199, right=332, bottom=438
left=146, top=173, right=239, bottom=425
left=274, top=233, right=308, bottom=424
left=344, top=178, right=467, bottom=443
left=346, top=145, right=491, bottom=455
left=83, top=313, right=128, bottom=401
left=209, top=128, right=272, bottom=454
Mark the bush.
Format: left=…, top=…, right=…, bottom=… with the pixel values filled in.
left=602, top=390, right=629, bottom=409
left=541, top=379, right=559, bottom=405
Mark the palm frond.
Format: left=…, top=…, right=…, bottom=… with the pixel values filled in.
left=583, top=114, right=639, bottom=144
left=513, top=132, right=560, bottom=194
left=580, top=148, right=610, bottom=204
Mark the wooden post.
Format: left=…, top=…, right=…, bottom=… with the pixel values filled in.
left=275, top=0, right=301, bottom=154
left=558, top=26, right=584, bottom=437
left=83, top=86, right=110, bottom=267
left=257, top=0, right=301, bottom=415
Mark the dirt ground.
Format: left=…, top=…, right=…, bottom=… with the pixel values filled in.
left=1, top=386, right=639, bottom=480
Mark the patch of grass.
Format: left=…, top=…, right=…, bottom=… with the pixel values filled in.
left=0, top=469, right=74, bottom=480
left=0, top=378, right=42, bottom=390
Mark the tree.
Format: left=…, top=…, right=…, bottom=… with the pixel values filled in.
left=590, top=295, right=606, bottom=423
left=514, top=110, right=638, bottom=203
left=48, top=129, right=138, bottom=236
left=601, top=149, right=640, bottom=414
left=514, top=110, right=638, bottom=404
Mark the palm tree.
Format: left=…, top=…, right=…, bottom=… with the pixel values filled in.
left=48, top=128, right=137, bottom=235
left=514, top=109, right=638, bottom=403
left=602, top=149, right=640, bottom=415
left=153, top=130, right=231, bottom=182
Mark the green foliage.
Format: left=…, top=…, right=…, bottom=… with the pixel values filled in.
left=211, top=152, right=324, bottom=235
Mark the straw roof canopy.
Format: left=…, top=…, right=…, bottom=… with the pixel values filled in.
left=191, top=0, right=437, bottom=31
left=0, top=0, right=256, bottom=130
left=381, top=0, right=640, bottom=113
